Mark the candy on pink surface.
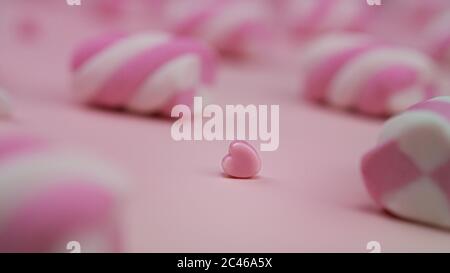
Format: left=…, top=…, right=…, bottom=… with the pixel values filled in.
left=301, top=33, right=441, bottom=116
left=222, top=141, right=261, bottom=179
left=165, top=0, right=271, bottom=56
left=71, top=32, right=216, bottom=116
left=361, top=96, right=450, bottom=229
left=0, top=134, right=127, bottom=252
left=275, top=0, right=374, bottom=38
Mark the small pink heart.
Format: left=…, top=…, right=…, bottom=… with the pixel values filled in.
left=222, top=141, right=261, bottom=179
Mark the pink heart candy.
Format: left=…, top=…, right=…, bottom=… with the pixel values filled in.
left=222, top=141, right=261, bottom=179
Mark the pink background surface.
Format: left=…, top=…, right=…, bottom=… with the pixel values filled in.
left=1, top=1, right=450, bottom=252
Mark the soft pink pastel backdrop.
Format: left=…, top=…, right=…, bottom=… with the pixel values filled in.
left=1, top=1, right=450, bottom=252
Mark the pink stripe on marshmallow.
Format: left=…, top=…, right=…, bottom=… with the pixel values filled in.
left=356, top=65, right=419, bottom=115
left=362, top=140, right=422, bottom=206
left=303, top=44, right=375, bottom=101
left=362, top=97, right=450, bottom=229
left=409, top=100, right=450, bottom=123
left=71, top=33, right=127, bottom=71
left=93, top=38, right=215, bottom=107
left=0, top=180, right=119, bottom=252
left=0, top=135, right=46, bottom=162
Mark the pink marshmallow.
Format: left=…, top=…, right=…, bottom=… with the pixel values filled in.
left=0, top=134, right=127, bottom=252
left=301, top=33, right=440, bottom=116
left=275, top=0, right=374, bottom=39
left=0, top=181, right=120, bottom=252
left=71, top=32, right=216, bottom=116
left=362, top=96, right=450, bottom=229
left=165, top=0, right=272, bottom=56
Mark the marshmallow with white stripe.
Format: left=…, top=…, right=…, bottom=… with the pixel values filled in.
left=165, top=0, right=271, bottom=56
left=276, top=0, right=373, bottom=38
left=362, top=97, right=450, bottom=229
left=0, top=134, right=128, bottom=252
left=71, top=32, right=216, bottom=116
left=301, top=33, right=440, bottom=116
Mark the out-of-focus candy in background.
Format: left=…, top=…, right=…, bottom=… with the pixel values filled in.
left=300, top=33, right=442, bottom=116
left=273, top=0, right=376, bottom=39
left=0, top=133, right=129, bottom=253
left=163, top=0, right=273, bottom=57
